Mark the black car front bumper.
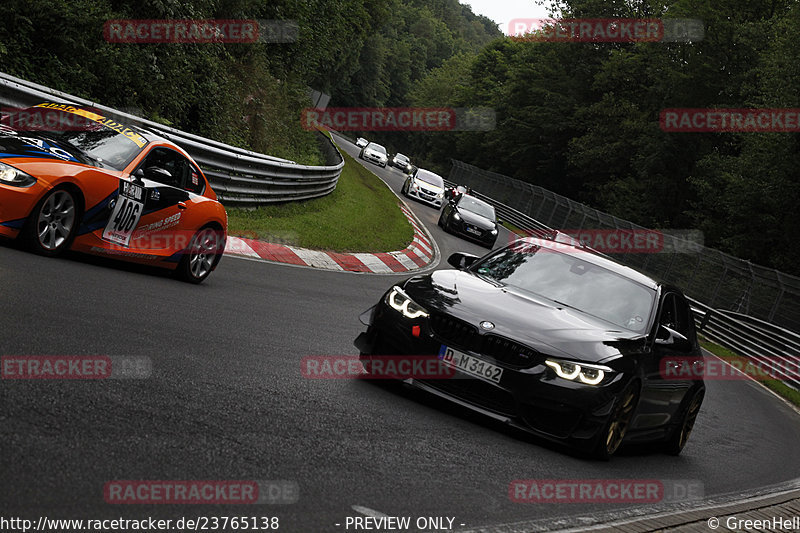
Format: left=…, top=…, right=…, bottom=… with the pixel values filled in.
left=355, top=302, right=630, bottom=452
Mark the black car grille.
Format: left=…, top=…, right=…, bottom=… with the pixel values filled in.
left=419, top=378, right=517, bottom=417
left=430, top=313, right=540, bottom=369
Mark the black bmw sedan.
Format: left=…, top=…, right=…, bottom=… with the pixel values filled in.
left=438, top=193, right=499, bottom=247
left=354, top=237, right=705, bottom=459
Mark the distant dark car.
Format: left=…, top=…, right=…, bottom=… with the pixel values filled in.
left=355, top=237, right=705, bottom=459
left=401, top=168, right=445, bottom=208
left=390, top=153, right=412, bottom=173
left=439, top=194, right=498, bottom=247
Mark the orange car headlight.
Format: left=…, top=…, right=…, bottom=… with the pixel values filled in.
left=0, top=162, right=36, bottom=187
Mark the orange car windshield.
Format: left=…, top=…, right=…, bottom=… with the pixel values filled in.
left=32, top=128, right=146, bottom=171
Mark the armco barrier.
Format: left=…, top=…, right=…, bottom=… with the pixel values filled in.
left=0, top=72, right=343, bottom=205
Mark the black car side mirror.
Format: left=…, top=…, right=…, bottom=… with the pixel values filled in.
left=131, top=168, right=145, bottom=185
left=655, top=325, right=690, bottom=348
left=448, top=252, right=479, bottom=270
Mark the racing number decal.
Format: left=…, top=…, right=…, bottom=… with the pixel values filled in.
left=103, top=181, right=146, bottom=246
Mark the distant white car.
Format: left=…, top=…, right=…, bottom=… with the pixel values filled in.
left=359, top=142, right=388, bottom=168
left=390, top=153, right=412, bottom=173
left=401, top=168, right=445, bottom=208
left=356, top=137, right=369, bottom=148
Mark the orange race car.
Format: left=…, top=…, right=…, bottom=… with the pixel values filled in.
left=0, top=102, right=227, bottom=283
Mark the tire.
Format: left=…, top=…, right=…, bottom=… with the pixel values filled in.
left=662, top=387, right=704, bottom=456
left=175, top=226, right=223, bottom=284
left=594, top=380, right=640, bottom=460
left=437, top=211, right=444, bottom=228
left=24, top=187, right=80, bottom=257
left=402, top=182, right=408, bottom=197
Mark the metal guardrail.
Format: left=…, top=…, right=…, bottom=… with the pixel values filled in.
left=690, top=298, right=800, bottom=391
left=444, top=175, right=800, bottom=391
left=0, top=72, right=343, bottom=205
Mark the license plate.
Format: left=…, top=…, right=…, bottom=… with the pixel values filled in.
left=439, top=345, right=503, bottom=383
left=465, top=226, right=481, bottom=235
left=103, top=181, right=146, bottom=247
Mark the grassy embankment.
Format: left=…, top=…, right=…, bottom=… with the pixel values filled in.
left=226, top=144, right=414, bottom=253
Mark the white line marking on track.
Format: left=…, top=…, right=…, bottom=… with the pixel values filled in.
left=390, top=251, right=418, bottom=270
left=351, top=505, right=390, bottom=517
left=286, top=246, right=343, bottom=270
left=224, top=236, right=260, bottom=258
left=353, top=253, right=394, bottom=273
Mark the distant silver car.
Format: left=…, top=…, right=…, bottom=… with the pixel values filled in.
left=401, top=168, right=445, bottom=208
left=390, top=153, right=412, bottom=173
left=359, top=142, right=388, bottom=168
left=356, top=137, right=369, bottom=148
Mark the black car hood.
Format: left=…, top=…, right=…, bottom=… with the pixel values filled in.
left=456, top=208, right=495, bottom=230
left=403, top=270, right=645, bottom=363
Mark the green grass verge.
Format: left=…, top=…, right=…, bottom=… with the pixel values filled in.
left=225, top=147, right=414, bottom=253
left=699, top=336, right=800, bottom=408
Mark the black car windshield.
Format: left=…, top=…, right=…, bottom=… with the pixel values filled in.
left=458, top=196, right=495, bottom=219
left=473, top=243, right=655, bottom=332
left=416, top=170, right=443, bottom=188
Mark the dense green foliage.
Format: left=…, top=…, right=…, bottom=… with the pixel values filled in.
left=396, top=0, right=800, bottom=275
left=2, top=0, right=797, bottom=273
left=0, top=0, right=497, bottom=164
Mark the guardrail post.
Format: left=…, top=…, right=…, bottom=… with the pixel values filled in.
left=698, top=308, right=713, bottom=332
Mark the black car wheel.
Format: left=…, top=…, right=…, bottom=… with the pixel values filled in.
left=594, top=381, right=639, bottom=460
left=663, top=387, right=704, bottom=456
left=176, top=226, right=223, bottom=284
left=25, top=187, right=81, bottom=257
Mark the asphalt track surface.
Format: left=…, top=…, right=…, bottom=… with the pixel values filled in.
left=2, top=136, right=800, bottom=532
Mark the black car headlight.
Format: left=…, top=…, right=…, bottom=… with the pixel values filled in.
left=545, top=358, right=612, bottom=385
left=386, top=286, right=430, bottom=319
left=0, top=162, right=36, bottom=187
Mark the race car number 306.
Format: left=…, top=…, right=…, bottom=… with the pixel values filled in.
left=439, top=345, right=503, bottom=383
left=103, top=180, right=145, bottom=246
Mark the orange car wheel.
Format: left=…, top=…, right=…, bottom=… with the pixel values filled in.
left=24, top=187, right=82, bottom=257
left=176, top=226, right=223, bottom=284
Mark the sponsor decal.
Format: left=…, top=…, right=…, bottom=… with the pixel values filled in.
left=33, top=103, right=147, bottom=147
